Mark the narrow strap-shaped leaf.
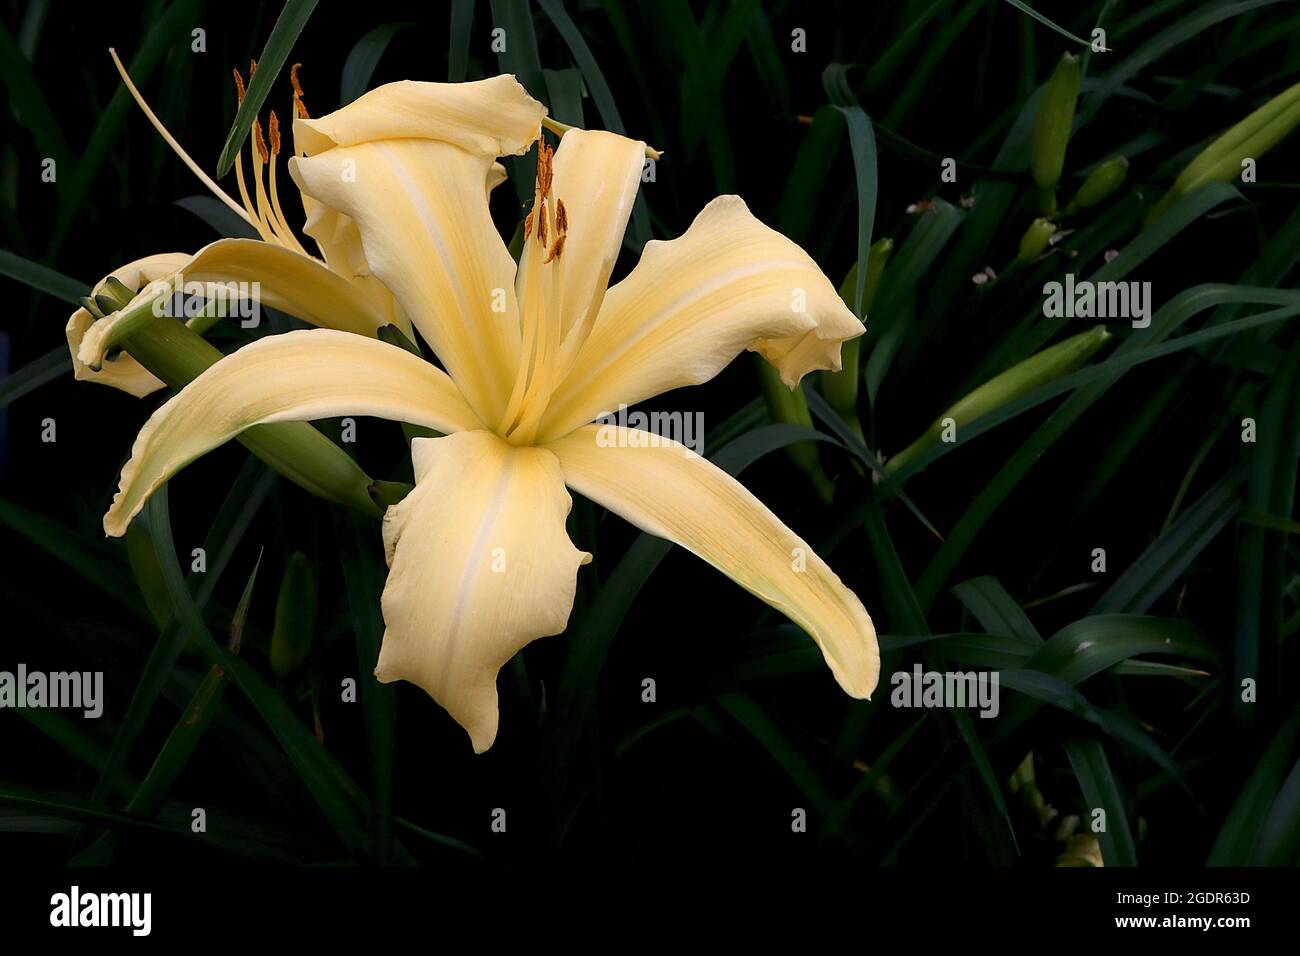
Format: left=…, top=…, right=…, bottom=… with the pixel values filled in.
left=448, top=0, right=475, bottom=82
left=1064, top=737, right=1139, bottom=866
left=0, top=346, right=71, bottom=409
left=717, top=691, right=837, bottom=815
left=1001, top=0, right=1094, bottom=48
left=339, top=21, right=412, bottom=106
left=1094, top=468, right=1245, bottom=613
left=48, top=0, right=203, bottom=256
left=0, top=248, right=87, bottom=303
left=334, top=507, right=397, bottom=860
left=547, top=422, right=843, bottom=767
left=215, top=0, right=321, bottom=176
left=148, top=485, right=377, bottom=859
left=823, top=64, right=878, bottom=319
left=951, top=576, right=1043, bottom=645
left=536, top=0, right=655, bottom=250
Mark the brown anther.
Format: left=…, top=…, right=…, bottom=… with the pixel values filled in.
left=268, top=110, right=282, bottom=156
left=523, top=209, right=534, bottom=241
left=232, top=68, right=246, bottom=104
left=253, top=119, right=269, bottom=163
left=536, top=139, right=554, bottom=200
left=290, top=63, right=310, bottom=118
left=249, top=59, right=258, bottom=80
left=544, top=233, right=566, bottom=264
left=555, top=198, right=567, bottom=236
left=538, top=198, right=549, bottom=246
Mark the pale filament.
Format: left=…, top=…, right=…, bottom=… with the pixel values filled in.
left=109, top=47, right=309, bottom=257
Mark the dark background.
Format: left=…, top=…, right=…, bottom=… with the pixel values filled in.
left=2, top=0, right=1299, bottom=871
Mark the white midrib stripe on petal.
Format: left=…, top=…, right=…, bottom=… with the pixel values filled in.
left=438, top=445, right=515, bottom=700
left=558, top=257, right=815, bottom=397
left=377, top=143, right=487, bottom=394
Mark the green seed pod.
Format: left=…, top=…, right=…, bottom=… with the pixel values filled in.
left=821, top=236, right=894, bottom=427
left=271, top=551, right=318, bottom=680
left=1031, top=53, right=1081, bottom=204
left=1065, top=156, right=1129, bottom=214
left=886, top=326, right=1112, bottom=473
left=1016, top=218, right=1058, bottom=263
left=1146, top=79, right=1300, bottom=226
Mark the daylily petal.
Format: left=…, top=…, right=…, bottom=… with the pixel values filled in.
left=291, top=140, right=522, bottom=425
left=75, top=237, right=398, bottom=375
left=377, top=430, right=590, bottom=752
left=65, top=253, right=194, bottom=397
left=537, top=196, right=864, bottom=441
left=296, top=158, right=510, bottom=344
left=104, top=329, right=483, bottom=537
left=292, top=75, right=545, bottom=159
left=538, top=129, right=646, bottom=349
left=546, top=425, right=879, bottom=698
left=295, top=196, right=414, bottom=339
left=158, top=238, right=391, bottom=337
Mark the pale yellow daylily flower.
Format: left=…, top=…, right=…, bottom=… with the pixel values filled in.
left=97, top=80, right=878, bottom=751
left=67, top=53, right=536, bottom=396
left=66, top=252, right=198, bottom=397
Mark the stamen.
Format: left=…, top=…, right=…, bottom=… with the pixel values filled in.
left=500, top=138, right=577, bottom=440
left=290, top=63, right=310, bottom=118
left=537, top=140, right=554, bottom=199
left=544, top=233, right=565, bottom=264
left=266, top=112, right=310, bottom=256
left=510, top=258, right=564, bottom=443
left=104, top=49, right=252, bottom=225
left=253, top=119, right=269, bottom=163
left=499, top=237, right=547, bottom=434
left=245, top=117, right=280, bottom=243
left=224, top=65, right=278, bottom=243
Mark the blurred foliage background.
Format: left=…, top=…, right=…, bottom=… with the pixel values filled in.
left=2, top=0, right=1299, bottom=867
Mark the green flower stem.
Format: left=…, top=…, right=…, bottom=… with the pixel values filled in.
left=368, top=480, right=415, bottom=507
left=822, top=237, right=893, bottom=440
left=95, top=281, right=231, bottom=365
left=886, top=326, right=1112, bottom=474
left=122, top=315, right=383, bottom=518
left=755, top=356, right=835, bottom=505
